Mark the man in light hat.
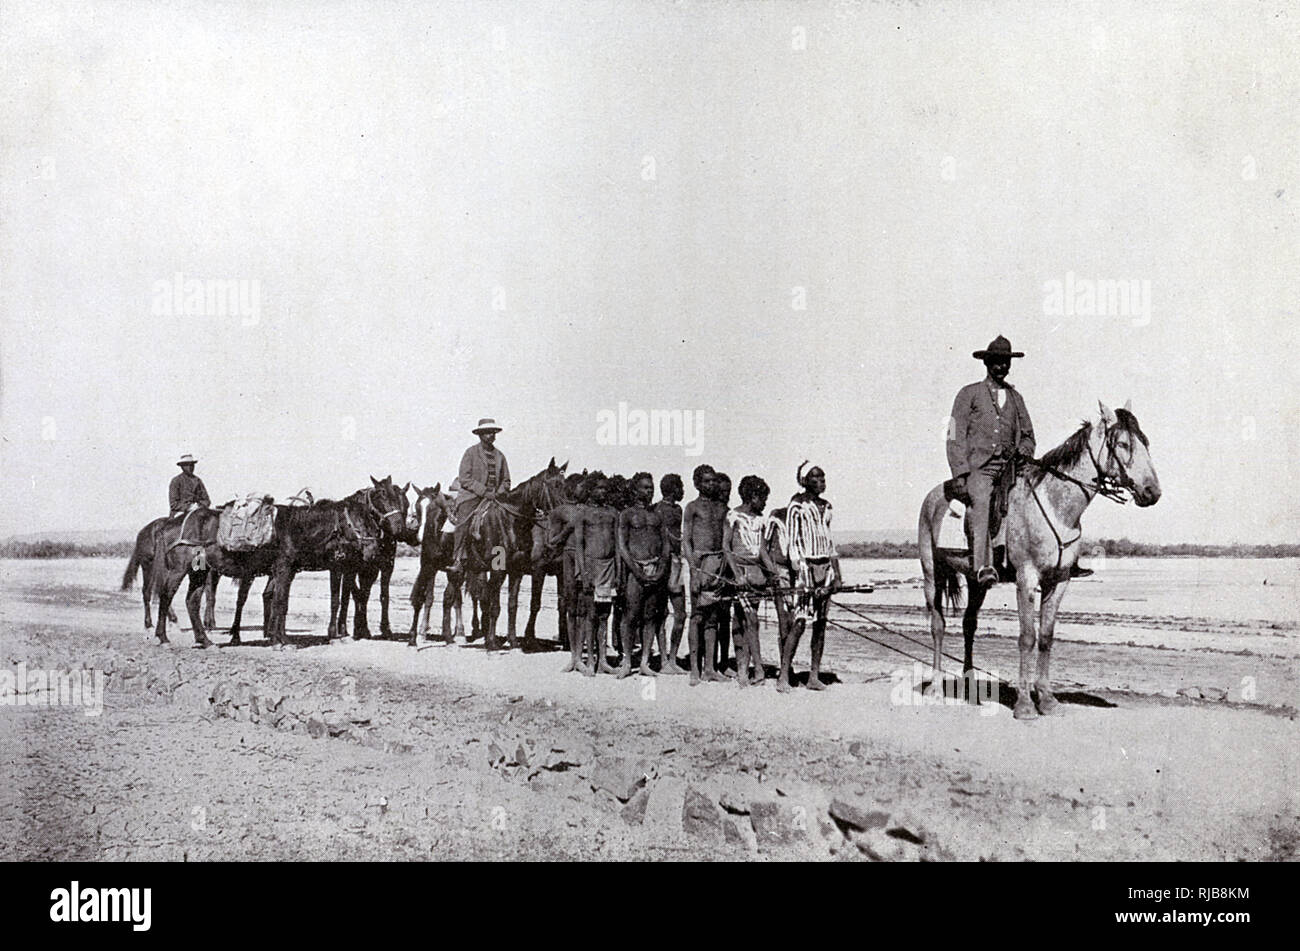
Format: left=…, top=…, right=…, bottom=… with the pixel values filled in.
left=169, top=454, right=211, bottom=517
left=451, top=418, right=511, bottom=571
left=947, top=336, right=1035, bottom=585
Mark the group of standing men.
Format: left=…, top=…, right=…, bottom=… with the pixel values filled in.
left=541, top=461, right=842, bottom=690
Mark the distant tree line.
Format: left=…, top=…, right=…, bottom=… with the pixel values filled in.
left=835, top=538, right=1300, bottom=559
left=2, top=537, right=1297, bottom=560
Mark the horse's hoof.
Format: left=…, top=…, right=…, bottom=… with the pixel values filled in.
left=1013, top=699, right=1038, bottom=720
left=1036, top=693, right=1062, bottom=716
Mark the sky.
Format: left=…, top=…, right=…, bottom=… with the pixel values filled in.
left=1, top=0, right=1296, bottom=543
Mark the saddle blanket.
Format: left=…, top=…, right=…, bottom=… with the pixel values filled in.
left=218, top=494, right=276, bottom=551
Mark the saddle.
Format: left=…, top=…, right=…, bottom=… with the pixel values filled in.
left=218, top=494, right=276, bottom=551
left=939, top=455, right=1021, bottom=565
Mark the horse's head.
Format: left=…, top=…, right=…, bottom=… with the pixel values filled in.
left=412, top=483, right=445, bottom=543
left=367, top=474, right=409, bottom=537
left=516, top=458, right=568, bottom=514
left=1096, top=401, right=1161, bottom=507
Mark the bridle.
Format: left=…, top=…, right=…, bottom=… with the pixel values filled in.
left=1026, top=420, right=1138, bottom=571
left=1032, top=420, right=1134, bottom=506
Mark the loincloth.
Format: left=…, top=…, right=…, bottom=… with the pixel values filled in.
left=731, top=562, right=768, bottom=614
left=795, top=557, right=833, bottom=619
left=691, top=551, right=727, bottom=608
left=584, top=555, right=618, bottom=603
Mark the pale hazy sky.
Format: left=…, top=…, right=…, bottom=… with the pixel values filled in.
left=1, top=0, right=1296, bottom=543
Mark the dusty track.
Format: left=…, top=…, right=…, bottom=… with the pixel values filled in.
left=1, top=559, right=1296, bottom=861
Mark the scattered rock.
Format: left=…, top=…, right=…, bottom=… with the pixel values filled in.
left=622, top=788, right=650, bottom=826
left=682, top=786, right=723, bottom=841
left=643, top=777, right=687, bottom=835
left=829, top=798, right=890, bottom=833
left=306, top=717, right=327, bottom=740
left=1202, top=686, right=1228, bottom=702
left=724, top=817, right=759, bottom=852
left=1177, top=686, right=1203, bottom=700
left=590, top=757, right=652, bottom=802
left=749, top=800, right=808, bottom=849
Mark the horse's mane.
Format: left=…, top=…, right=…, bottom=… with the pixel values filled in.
left=1034, top=421, right=1093, bottom=477
left=1030, top=409, right=1148, bottom=485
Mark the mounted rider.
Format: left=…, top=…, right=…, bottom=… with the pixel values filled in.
left=451, top=418, right=512, bottom=571
left=946, top=336, right=1035, bottom=586
left=169, top=453, right=211, bottom=517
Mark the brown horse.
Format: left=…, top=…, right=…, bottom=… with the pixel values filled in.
left=918, top=401, right=1161, bottom=719
left=121, top=517, right=179, bottom=628
left=333, top=476, right=410, bottom=639
left=464, top=461, right=566, bottom=651
left=505, top=458, right=568, bottom=647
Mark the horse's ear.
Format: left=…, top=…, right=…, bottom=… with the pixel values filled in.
left=403, top=481, right=411, bottom=493
left=548, top=456, right=556, bottom=470
left=1122, top=399, right=1132, bottom=413
left=371, top=475, right=380, bottom=486
left=432, top=482, right=440, bottom=495
left=1098, top=401, right=1118, bottom=426
left=560, top=460, right=569, bottom=472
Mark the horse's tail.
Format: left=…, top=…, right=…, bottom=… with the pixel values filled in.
left=121, top=547, right=142, bottom=590
left=934, top=555, right=963, bottom=615
left=919, top=487, right=963, bottom=615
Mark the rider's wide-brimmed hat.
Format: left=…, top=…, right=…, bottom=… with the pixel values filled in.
left=176, top=453, right=198, bottom=466
left=973, top=335, right=1024, bottom=360
left=472, top=417, right=502, bottom=435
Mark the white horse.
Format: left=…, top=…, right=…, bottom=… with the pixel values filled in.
left=918, top=401, right=1161, bottom=719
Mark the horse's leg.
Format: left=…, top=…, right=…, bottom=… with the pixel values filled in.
left=960, top=580, right=988, bottom=702
left=921, top=557, right=946, bottom=698
left=1035, top=577, right=1068, bottom=715
left=228, top=576, right=252, bottom=645
left=505, top=568, right=522, bottom=649
left=379, top=558, right=394, bottom=638
left=328, top=569, right=342, bottom=639
left=204, top=572, right=218, bottom=630
left=408, top=563, right=426, bottom=646
left=154, top=562, right=177, bottom=645
left=270, top=569, right=295, bottom=648
left=261, top=578, right=276, bottom=643
left=186, top=571, right=211, bottom=647
left=141, top=557, right=155, bottom=629
left=338, top=570, right=354, bottom=639
left=524, top=567, right=545, bottom=642
left=1013, top=570, right=1040, bottom=720
left=354, top=569, right=375, bottom=639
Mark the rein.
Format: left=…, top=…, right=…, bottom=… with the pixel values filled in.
left=1024, top=421, right=1133, bottom=570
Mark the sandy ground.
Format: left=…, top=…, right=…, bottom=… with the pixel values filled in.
left=1, top=558, right=1296, bottom=861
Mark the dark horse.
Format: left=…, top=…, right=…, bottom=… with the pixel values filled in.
left=121, top=517, right=179, bottom=628
left=150, top=492, right=381, bottom=647
left=463, top=460, right=567, bottom=652
left=332, top=476, right=410, bottom=639
left=505, top=459, right=569, bottom=648
left=405, top=484, right=454, bottom=646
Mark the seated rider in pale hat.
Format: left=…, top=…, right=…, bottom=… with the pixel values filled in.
left=451, top=418, right=511, bottom=571
left=169, top=454, right=211, bottom=517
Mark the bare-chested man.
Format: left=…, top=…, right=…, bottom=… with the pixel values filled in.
left=713, top=471, right=735, bottom=675
left=547, top=472, right=589, bottom=673
left=724, top=475, right=775, bottom=688
left=652, top=473, right=686, bottom=674
left=780, top=462, right=842, bottom=691
left=574, top=473, right=619, bottom=676
left=616, top=472, right=669, bottom=678
left=682, top=464, right=729, bottom=685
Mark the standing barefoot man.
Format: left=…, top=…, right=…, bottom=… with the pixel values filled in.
left=779, top=462, right=841, bottom=691
left=574, top=473, right=619, bottom=676
left=617, top=472, right=669, bottom=678
left=724, top=475, right=774, bottom=688
left=713, top=472, right=735, bottom=676
left=652, top=473, right=687, bottom=674
left=763, top=503, right=799, bottom=693
left=547, top=472, right=590, bottom=672
left=682, top=465, right=728, bottom=685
